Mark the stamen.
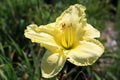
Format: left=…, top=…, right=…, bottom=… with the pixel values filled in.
left=62, top=23, right=66, bottom=29
left=70, top=23, right=72, bottom=27
left=67, top=23, right=72, bottom=28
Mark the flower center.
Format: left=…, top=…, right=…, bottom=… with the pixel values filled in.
left=60, top=23, right=75, bottom=49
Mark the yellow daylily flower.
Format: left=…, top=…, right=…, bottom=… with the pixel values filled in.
left=24, top=4, right=104, bottom=78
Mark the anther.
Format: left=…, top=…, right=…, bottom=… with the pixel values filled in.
left=62, top=23, right=66, bottom=29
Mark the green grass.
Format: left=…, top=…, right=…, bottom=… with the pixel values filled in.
left=0, top=0, right=120, bottom=80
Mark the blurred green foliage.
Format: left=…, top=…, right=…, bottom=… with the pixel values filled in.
left=0, top=0, right=120, bottom=80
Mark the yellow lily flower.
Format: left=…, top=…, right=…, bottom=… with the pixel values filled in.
left=24, top=4, right=104, bottom=78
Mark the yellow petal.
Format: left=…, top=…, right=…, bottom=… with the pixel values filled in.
left=41, top=50, right=66, bottom=78
left=83, top=24, right=100, bottom=38
left=56, top=4, right=86, bottom=31
left=55, top=4, right=87, bottom=49
left=67, top=39, right=104, bottom=66
left=24, top=23, right=61, bottom=52
left=77, top=24, right=100, bottom=40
